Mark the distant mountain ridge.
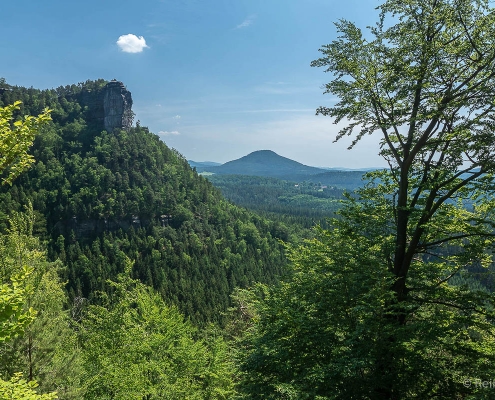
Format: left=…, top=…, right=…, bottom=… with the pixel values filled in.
left=190, top=150, right=368, bottom=187
left=193, top=150, right=325, bottom=178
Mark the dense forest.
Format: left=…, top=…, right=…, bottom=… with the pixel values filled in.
left=204, top=174, right=345, bottom=229
left=0, top=80, right=289, bottom=326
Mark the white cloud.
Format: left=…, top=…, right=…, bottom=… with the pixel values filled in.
left=158, top=130, right=180, bottom=135
left=236, top=15, right=256, bottom=29
left=117, top=34, right=149, bottom=53
left=173, top=115, right=181, bottom=119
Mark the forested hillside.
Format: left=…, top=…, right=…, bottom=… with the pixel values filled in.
left=193, top=149, right=368, bottom=189
left=0, top=80, right=287, bottom=325
left=206, top=174, right=345, bottom=228
left=200, top=150, right=324, bottom=178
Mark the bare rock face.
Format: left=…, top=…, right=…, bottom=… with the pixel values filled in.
left=102, top=80, right=133, bottom=132
left=78, top=80, right=134, bottom=132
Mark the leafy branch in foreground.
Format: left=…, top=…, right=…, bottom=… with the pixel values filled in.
left=0, top=101, right=51, bottom=185
left=0, top=266, right=36, bottom=343
left=0, top=102, right=55, bottom=399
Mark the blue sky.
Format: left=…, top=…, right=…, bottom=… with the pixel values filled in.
left=3, top=0, right=386, bottom=168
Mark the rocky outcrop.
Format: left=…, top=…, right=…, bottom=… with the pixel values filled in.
left=103, top=80, right=133, bottom=132
left=79, top=80, right=133, bottom=132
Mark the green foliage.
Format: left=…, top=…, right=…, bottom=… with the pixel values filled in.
left=238, top=0, right=495, bottom=398
left=0, top=102, right=57, bottom=399
left=309, top=0, right=495, bottom=293
left=0, top=101, right=51, bottom=185
left=0, top=207, right=82, bottom=399
left=79, top=262, right=236, bottom=399
left=0, top=100, right=50, bottom=344
left=0, top=373, right=57, bottom=400
left=238, top=208, right=495, bottom=398
left=0, top=267, right=36, bottom=343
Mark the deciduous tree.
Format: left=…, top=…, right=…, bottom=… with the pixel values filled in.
left=311, top=0, right=495, bottom=309
left=0, top=102, right=54, bottom=399
left=239, top=0, right=495, bottom=398
left=79, top=261, right=236, bottom=399
left=0, top=207, right=83, bottom=399
left=0, top=101, right=50, bottom=185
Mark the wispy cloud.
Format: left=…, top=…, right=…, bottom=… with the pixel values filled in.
left=173, top=115, right=181, bottom=119
left=253, top=81, right=319, bottom=95
left=158, top=130, right=180, bottom=135
left=117, top=34, right=149, bottom=53
left=239, top=109, right=313, bottom=113
left=236, top=15, right=256, bottom=29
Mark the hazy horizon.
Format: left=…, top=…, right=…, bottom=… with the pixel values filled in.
left=188, top=149, right=384, bottom=171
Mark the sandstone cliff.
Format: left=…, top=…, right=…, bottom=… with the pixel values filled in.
left=103, top=80, right=133, bottom=132
left=79, top=80, right=133, bottom=132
